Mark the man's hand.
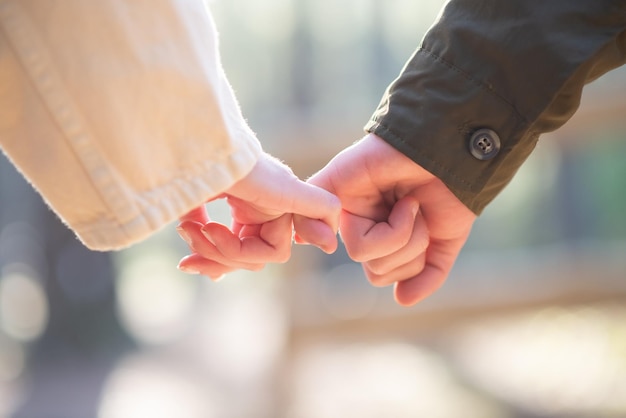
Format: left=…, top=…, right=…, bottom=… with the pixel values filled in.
left=297, top=134, right=476, bottom=306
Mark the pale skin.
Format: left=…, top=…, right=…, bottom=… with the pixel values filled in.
left=176, top=152, right=341, bottom=278
left=178, top=134, right=477, bottom=307
left=297, top=133, right=477, bottom=306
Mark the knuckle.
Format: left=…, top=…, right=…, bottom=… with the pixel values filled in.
left=275, top=249, right=292, bottom=264
left=366, top=259, right=392, bottom=276
left=364, top=269, right=391, bottom=288
left=416, top=235, right=430, bottom=254
left=345, top=245, right=369, bottom=263
left=413, top=254, right=427, bottom=272
left=209, top=273, right=226, bottom=282
left=204, top=266, right=228, bottom=280
left=248, top=263, right=266, bottom=272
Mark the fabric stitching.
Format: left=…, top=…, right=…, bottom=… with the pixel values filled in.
left=367, top=121, right=478, bottom=190
left=417, top=47, right=529, bottom=124
left=0, top=1, right=138, bottom=225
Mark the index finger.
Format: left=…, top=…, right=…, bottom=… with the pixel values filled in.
left=340, top=197, right=420, bottom=262
left=179, top=206, right=210, bottom=224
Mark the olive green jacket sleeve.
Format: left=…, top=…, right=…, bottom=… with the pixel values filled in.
left=365, top=0, right=626, bottom=214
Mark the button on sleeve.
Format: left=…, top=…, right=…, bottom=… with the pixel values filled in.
left=468, top=128, right=501, bottom=161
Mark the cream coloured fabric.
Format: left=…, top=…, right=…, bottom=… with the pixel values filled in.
left=0, top=0, right=261, bottom=251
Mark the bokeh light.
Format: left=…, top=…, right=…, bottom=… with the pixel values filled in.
left=0, top=335, right=25, bottom=382
left=193, top=284, right=289, bottom=383
left=98, top=353, right=219, bottom=418
left=449, top=305, right=626, bottom=416
left=115, top=251, right=200, bottom=346
left=288, top=342, right=504, bottom=418
left=0, top=265, right=48, bottom=343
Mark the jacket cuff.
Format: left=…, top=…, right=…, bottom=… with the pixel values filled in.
left=365, top=48, right=536, bottom=215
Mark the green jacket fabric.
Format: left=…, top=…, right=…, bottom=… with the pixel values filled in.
left=365, top=0, right=626, bottom=214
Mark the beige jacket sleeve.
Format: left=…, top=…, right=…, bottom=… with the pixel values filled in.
left=0, top=0, right=262, bottom=251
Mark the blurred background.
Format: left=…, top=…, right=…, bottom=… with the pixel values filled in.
left=1, top=0, right=626, bottom=417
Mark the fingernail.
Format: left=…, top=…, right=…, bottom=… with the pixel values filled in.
left=200, top=227, right=217, bottom=246
left=294, top=234, right=309, bottom=245
left=176, top=226, right=192, bottom=246
left=210, top=274, right=225, bottom=282
left=411, top=202, right=419, bottom=217
left=177, top=263, right=200, bottom=274
left=321, top=242, right=336, bottom=254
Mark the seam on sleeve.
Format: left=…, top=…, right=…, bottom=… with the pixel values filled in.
left=0, top=1, right=140, bottom=227
left=418, top=46, right=529, bottom=125
left=366, top=120, right=479, bottom=190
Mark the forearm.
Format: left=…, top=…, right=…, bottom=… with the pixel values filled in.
left=366, top=0, right=626, bottom=214
left=0, top=0, right=260, bottom=250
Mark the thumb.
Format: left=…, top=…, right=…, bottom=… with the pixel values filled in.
left=285, top=178, right=340, bottom=232
left=293, top=215, right=338, bottom=254
left=284, top=178, right=341, bottom=254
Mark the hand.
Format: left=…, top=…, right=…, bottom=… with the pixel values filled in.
left=176, top=152, right=341, bottom=279
left=297, top=133, right=476, bottom=306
